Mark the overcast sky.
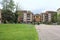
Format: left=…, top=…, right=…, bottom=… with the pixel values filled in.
left=0, top=0, right=60, bottom=13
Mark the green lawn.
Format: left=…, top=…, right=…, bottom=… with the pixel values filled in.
left=0, top=24, right=38, bottom=40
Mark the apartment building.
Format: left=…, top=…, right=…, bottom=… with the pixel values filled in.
left=40, top=11, right=57, bottom=23
left=46, top=11, right=57, bottom=23
left=17, top=10, right=33, bottom=23
left=23, top=11, right=33, bottom=23
left=0, top=9, right=1, bottom=24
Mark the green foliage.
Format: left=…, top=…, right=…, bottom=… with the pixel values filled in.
left=2, top=0, right=9, bottom=10
left=57, top=14, right=60, bottom=24
left=52, top=13, right=57, bottom=23
left=14, top=12, right=18, bottom=23
left=57, top=14, right=60, bottom=21
left=2, top=0, right=15, bottom=11
left=1, top=0, right=17, bottom=23
left=8, top=0, right=15, bottom=11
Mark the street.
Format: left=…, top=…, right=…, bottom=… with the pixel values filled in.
left=35, top=24, right=60, bottom=40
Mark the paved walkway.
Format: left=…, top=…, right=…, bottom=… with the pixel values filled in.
left=35, top=24, right=60, bottom=40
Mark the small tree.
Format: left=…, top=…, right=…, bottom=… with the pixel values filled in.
left=52, top=13, right=57, bottom=23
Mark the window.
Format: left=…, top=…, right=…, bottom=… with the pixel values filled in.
left=27, top=14, right=30, bottom=19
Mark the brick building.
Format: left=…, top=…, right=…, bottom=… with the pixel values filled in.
left=34, top=14, right=41, bottom=22
left=17, top=10, right=33, bottom=23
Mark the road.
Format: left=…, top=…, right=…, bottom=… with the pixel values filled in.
left=35, top=24, right=60, bottom=40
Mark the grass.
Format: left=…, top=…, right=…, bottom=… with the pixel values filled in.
left=0, top=24, right=38, bottom=40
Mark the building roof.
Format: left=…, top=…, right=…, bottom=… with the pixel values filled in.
left=17, top=10, right=33, bottom=14
left=17, top=10, right=27, bottom=13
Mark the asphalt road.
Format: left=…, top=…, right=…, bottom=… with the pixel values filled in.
left=35, top=24, right=60, bottom=40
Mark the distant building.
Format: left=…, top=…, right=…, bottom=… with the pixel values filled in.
left=0, top=9, right=1, bottom=24
left=40, top=11, right=57, bottom=23
left=17, top=10, right=33, bottom=23
left=46, top=11, right=57, bottom=23
left=23, top=11, right=33, bottom=23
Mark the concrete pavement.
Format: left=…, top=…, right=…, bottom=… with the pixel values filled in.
left=35, top=24, right=60, bottom=40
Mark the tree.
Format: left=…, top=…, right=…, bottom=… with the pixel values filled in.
left=57, top=14, right=60, bottom=24
left=52, top=13, right=57, bottom=23
left=2, top=0, right=15, bottom=11
left=8, top=0, right=15, bottom=11
left=1, top=0, right=15, bottom=23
